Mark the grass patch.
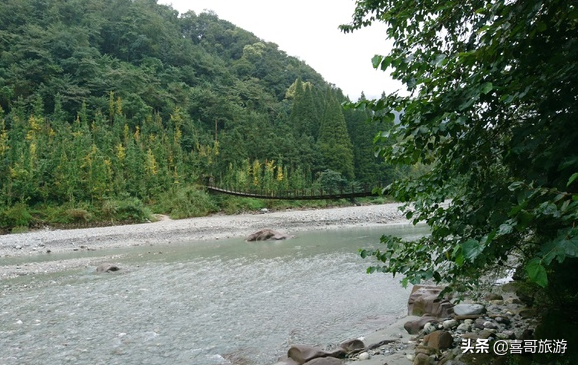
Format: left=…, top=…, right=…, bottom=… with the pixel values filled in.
left=10, top=225, right=29, bottom=234
left=216, top=196, right=267, bottom=215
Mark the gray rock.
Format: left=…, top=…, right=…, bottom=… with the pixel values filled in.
left=456, top=323, right=471, bottom=332
left=474, top=318, right=486, bottom=329
left=442, top=319, right=458, bottom=330
left=303, top=358, right=343, bottom=365
left=453, top=304, right=485, bottom=316
left=340, top=339, right=364, bottom=353
left=96, top=263, right=120, bottom=273
left=478, top=330, right=495, bottom=339
left=288, top=345, right=343, bottom=364
left=494, top=316, right=511, bottom=324
left=484, top=293, right=504, bottom=301
left=505, top=297, right=522, bottom=305
left=246, top=229, right=292, bottom=241
left=357, top=352, right=370, bottom=360
left=404, top=316, right=438, bottom=335
left=500, top=330, right=516, bottom=339
left=483, top=321, right=498, bottom=330
left=413, top=353, right=431, bottom=365
left=423, top=322, right=437, bottom=334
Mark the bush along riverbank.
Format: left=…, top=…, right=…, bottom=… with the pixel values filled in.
left=272, top=281, right=576, bottom=365
left=0, top=186, right=393, bottom=234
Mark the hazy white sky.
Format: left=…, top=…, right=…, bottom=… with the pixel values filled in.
left=158, top=0, right=402, bottom=100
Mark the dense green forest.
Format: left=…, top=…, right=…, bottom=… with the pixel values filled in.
left=0, top=0, right=400, bottom=231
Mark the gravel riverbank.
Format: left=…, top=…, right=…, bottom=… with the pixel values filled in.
left=0, top=203, right=408, bottom=278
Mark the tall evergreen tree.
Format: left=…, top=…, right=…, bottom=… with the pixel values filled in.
left=318, top=89, right=354, bottom=180
left=344, top=92, right=395, bottom=184
left=288, top=78, right=320, bottom=138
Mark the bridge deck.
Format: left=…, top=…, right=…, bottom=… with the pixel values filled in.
left=206, top=185, right=380, bottom=200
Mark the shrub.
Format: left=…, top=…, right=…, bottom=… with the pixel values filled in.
left=65, top=208, right=92, bottom=222
left=115, top=197, right=152, bottom=222
left=1, top=203, right=33, bottom=228
left=217, top=196, right=265, bottom=215
left=155, top=186, right=217, bottom=219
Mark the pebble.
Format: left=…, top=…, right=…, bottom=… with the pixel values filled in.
left=483, top=321, right=498, bottom=329
left=474, top=318, right=485, bottom=329
left=442, top=319, right=458, bottom=329
left=505, top=297, right=522, bottom=304
left=494, top=316, right=510, bottom=324
left=423, top=322, right=437, bottom=334
left=456, top=323, right=471, bottom=332
left=453, top=303, right=485, bottom=316
left=358, top=352, right=370, bottom=360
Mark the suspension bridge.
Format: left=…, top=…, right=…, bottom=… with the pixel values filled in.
left=205, top=183, right=384, bottom=200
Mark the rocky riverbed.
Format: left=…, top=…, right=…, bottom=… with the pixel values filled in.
left=273, top=283, right=542, bottom=365
left=0, top=203, right=407, bottom=278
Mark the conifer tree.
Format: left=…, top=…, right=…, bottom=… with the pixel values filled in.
left=318, top=89, right=354, bottom=180
left=343, top=92, right=393, bottom=184
left=288, top=79, right=320, bottom=138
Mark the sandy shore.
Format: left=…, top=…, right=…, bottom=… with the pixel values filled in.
left=0, top=203, right=408, bottom=279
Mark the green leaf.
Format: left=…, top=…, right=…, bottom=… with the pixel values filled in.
left=380, top=56, right=393, bottom=71
left=497, top=223, right=513, bottom=236
left=371, top=55, right=383, bottom=69
left=515, top=210, right=534, bottom=231
left=526, top=259, right=548, bottom=288
left=508, top=181, right=524, bottom=191
left=462, top=239, right=483, bottom=263
left=537, top=201, right=559, bottom=217
left=558, top=229, right=578, bottom=258
left=480, top=82, right=493, bottom=94
left=536, top=21, right=547, bottom=33
left=567, top=172, right=578, bottom=187
left=455, top=253, right=465, bottom=267
left=433, top=54, right=446, bottom=66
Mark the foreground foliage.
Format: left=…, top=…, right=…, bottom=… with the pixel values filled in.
left=342, top=1, right=577, bottom=294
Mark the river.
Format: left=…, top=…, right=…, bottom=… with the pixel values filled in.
left=0, top=224, right=428, bottom=365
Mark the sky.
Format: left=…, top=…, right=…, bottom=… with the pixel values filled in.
left=158, top=0, right=403, bottom=100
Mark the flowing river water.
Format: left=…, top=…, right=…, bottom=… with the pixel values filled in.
left=0, top=224, right=428, bottom=365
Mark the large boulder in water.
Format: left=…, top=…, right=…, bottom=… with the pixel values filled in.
left=96, top=263, right=120, bottom=273
left=246, top=229, right=292, bottom=241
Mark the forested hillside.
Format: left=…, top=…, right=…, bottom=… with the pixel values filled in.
left=0, top=0, right=397, bottom=230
